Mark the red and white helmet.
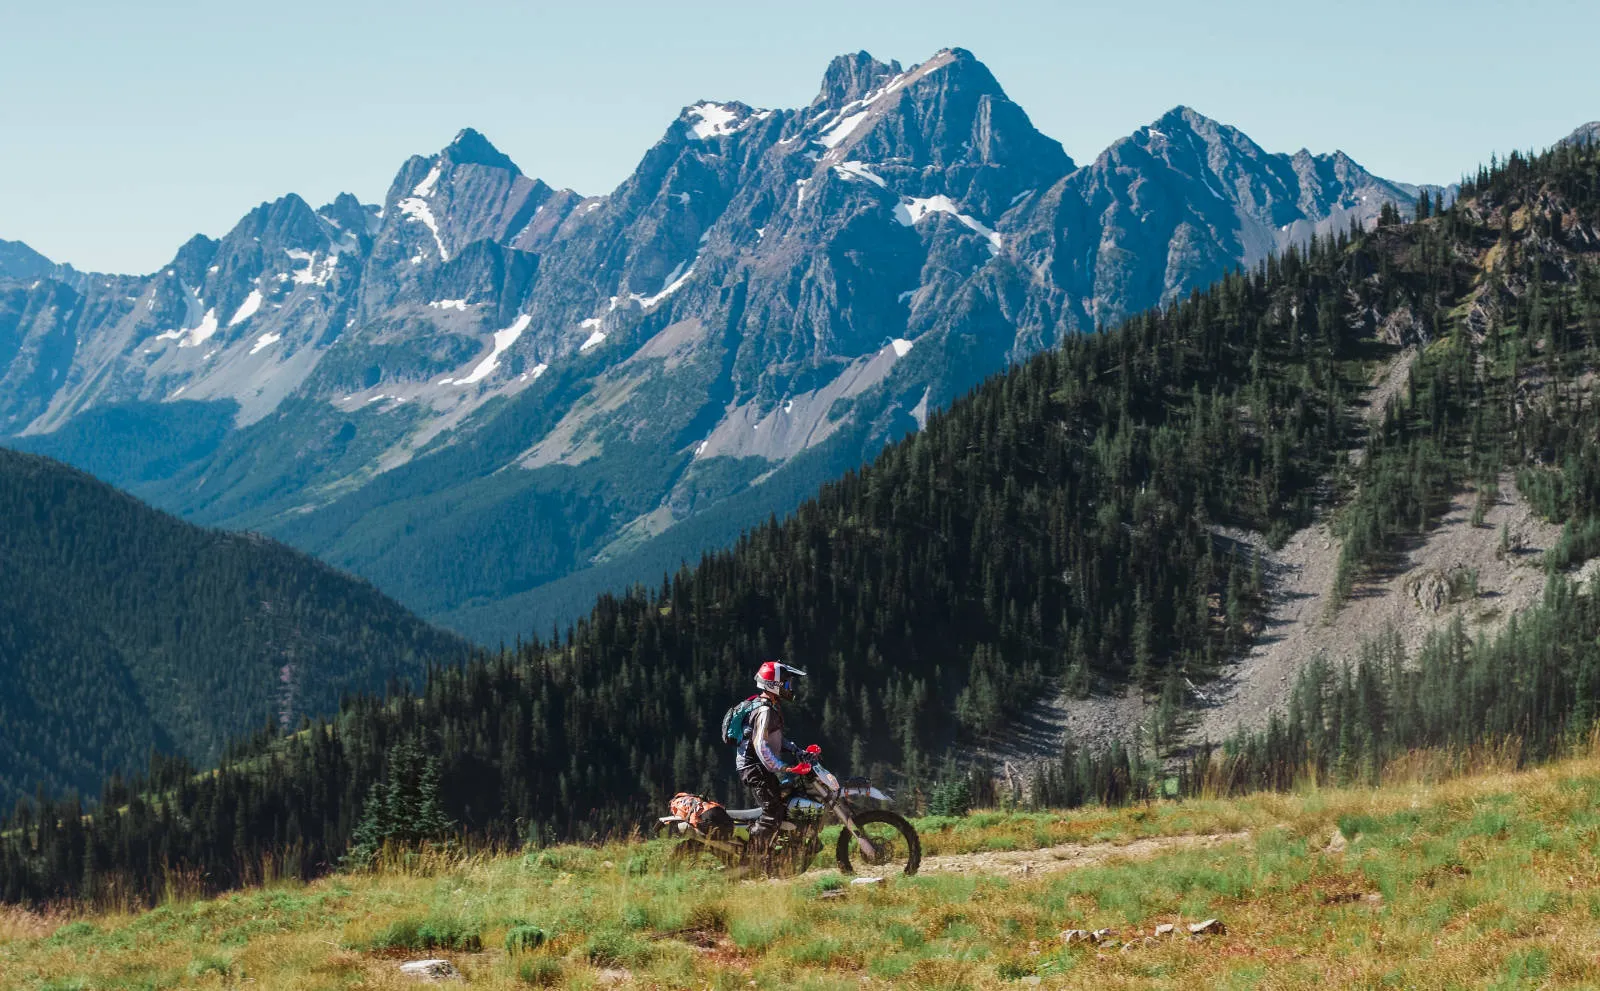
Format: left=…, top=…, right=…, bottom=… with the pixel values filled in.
left=755, top=660, right=807, bottom=700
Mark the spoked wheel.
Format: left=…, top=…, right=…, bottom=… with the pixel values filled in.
left=836, top=810, right=921, bottom=878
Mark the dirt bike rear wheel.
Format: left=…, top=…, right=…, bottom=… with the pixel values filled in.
left=762, top=824, right=821, bottom=878
left=836, top=809, right=921, bottom=878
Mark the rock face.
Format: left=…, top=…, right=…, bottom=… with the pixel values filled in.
left=1559, top=122, right=1600, bottom=147
left=0, top=48, right=1444, bottom=642
left=0, top=240, right=59, bottom=282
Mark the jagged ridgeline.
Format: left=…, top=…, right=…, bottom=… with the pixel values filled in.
left=2, top=49, right=1446, bottom=651
left=5, top=141, right=1600, bottom=906
left=0, top=448, right=472, bottom=808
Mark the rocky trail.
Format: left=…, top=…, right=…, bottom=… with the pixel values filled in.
left=913, top=830, right=1252, bottom=878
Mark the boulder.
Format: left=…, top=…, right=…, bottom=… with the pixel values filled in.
left=399, top=959, right=461, bottom=981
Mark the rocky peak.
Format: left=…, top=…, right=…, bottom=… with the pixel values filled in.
left=810, top=51, right=902, bottom=112
left=854, top=48, right=1071, bottom=188
left=442, top=128, right=521, bottom=173
left=373, top=130, right=552, bottom=269
left=199, top=194, right=340, bottom=307
left=1559, top=121, right=1600, bottom=148
left=0, top=239, right=55, bottom=282
left=675, top=101, right=772, bottom=142
left=168, top=234, right=221, bottom=285
left=228, top=194, right=332, bottom=253
left=318, top=192, right=379, bottom=239
left=1140, top=106, right=1267, bottom=167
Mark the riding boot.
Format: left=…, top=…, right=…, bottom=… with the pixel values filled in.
left=746, top=822, right=771, bottom=859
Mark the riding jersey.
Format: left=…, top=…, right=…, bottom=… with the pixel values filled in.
left=737, top=700, right=798, bottom=774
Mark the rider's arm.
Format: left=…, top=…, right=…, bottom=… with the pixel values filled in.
left=752, top=707, right=790, bottom=774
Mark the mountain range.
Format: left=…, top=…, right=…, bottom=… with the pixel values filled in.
left=1, top=48, right=1463, bottom=643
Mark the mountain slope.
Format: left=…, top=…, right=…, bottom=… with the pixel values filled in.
left=0, top=448, right=470, bottom=807
left=3, top=130, right=1598, bottom=907
left=2, top=50, right=1442, bottom=646
left=0, top=240, right=57, bottom=282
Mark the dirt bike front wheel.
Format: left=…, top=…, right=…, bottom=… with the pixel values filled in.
left=836, top=809, right=921, bottom=878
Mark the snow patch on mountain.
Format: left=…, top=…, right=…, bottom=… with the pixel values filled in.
left=412, top=164, right=443, bottom=198
left=286, top=249, right=340, bottom=286
left=812, top=69, right=913, bottom=152
left=429, top=299, right=468, bottom=311
left=818, top=109, right=873, bottom=149
left=177, top=309, right=219, bottom=349
left=890, top=338, right=914, bottom=357
left=397, top=197, right=449, bottom=261
left=455, top=314, right=531, bottom=385
left=249, top=332, right=282, bottom=355
left=894, top=196, right=1002, bottom=253
left=579, top=329, right=607, bottom=352
left=228, top=289, right=263, bottom=326
left=684, top=102, right=767, bottom=140
left=630, top=260, right=696, bottom=310
left=834, top=161, right=887, bottom=187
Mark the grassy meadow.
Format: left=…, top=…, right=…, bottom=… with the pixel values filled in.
left=5, top=750, right=1600, bottom=989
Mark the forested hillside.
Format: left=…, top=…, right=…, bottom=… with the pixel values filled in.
left=4, top=140, right=1599, bottom=906
left=0, top=449, right=471, bottom=808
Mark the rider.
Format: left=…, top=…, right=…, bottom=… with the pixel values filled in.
left=736, top=660, right=811, bottom=853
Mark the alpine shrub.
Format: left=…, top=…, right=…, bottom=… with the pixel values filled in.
left=927, top=778, right=973, bottom=817
left=504, top=925, right=547, bottom=955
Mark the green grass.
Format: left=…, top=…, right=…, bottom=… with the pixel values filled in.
left=6, top=753, right=1600, bottom=988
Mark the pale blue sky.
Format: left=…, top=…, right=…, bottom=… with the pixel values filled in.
left=3, top=0, right=1594, bottom=274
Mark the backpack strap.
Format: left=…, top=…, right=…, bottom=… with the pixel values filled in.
left=742, top=697, right=781, bottom=748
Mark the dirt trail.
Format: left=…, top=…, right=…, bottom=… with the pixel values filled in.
left=916, top=830, right=1252, bottom=877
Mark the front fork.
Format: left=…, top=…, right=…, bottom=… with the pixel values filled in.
left=831, top=802, right=879, bottom=860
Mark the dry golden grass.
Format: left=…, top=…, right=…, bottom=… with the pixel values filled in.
left=6, top=750, right=1600, bottom=989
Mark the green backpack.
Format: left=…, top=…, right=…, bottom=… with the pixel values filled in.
left=720, top=695, right=768, bottom=746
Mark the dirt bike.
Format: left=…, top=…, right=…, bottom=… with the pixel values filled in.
left=657, top=747, right=921, bottom=879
